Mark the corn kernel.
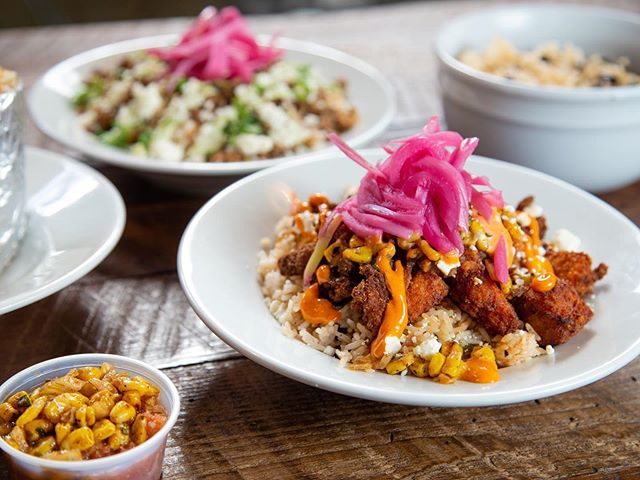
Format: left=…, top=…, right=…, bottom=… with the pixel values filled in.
left=100, top=363, right=113, bottom=377
left=342, top=246, right=372, bottom=264
left=385, top=354, right=415, bottom=375
left=409, top=359, right=429, bottom=378
left=397, top=238, right=414, bottom=250
left=29, top=436, right=56, bottom=457
left=0, top=403, right=17, bottom=422
left=131, top=415, right=148, bottom=445
left=441, top=343, right=465, bottom=379
left=60, top=427, right=95, bottom=451
left=323, top=240, right=342, bottom=264
left=75, top=405, right=96, bottom=427
left=428, top=353, right=446, bottom=377
left=7, top=391, right=31, bottom=409
left=476, top=235, right=489, bottom=252
left=109, top=401, right=136, bottom=424
left=349, top=235, right=364, bottom=248
left=108, top=424, right=130, bottom=449
left=76, top=367, right=103, bottom=382
left=406, top=248, right=421, bottom=260
left=23, top=419, right=53, bottom=443
left=43, top=393, right=88, bottom=423
left=90, top=391, right=116, bottom=420
left=92, top=419, right=117, bottom=441
left=16, top=397, right=47, bottom=428
left=122, top=391, right=141, bottom=409
left=55, top=423, right=72, bottom=445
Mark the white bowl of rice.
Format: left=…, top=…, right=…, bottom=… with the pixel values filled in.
left=435, top=4, right=640, bottom=192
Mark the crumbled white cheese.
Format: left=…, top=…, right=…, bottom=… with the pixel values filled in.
left=269, top=61, right=300, bottom=83
left=181, top=78, right=216, bottom=109
left=552, top=229, right=581, bottom=252
left=150, top=138, right=184, bottom=162
left=235, top=134, right=274, bottom=157
left=503, top=205, right=515, bottom=213
left=257, top=103, right=310, bottom=148
left=186, top=122, right=226, bottom=162
left=546, top=345, right=555, bottom=355
left=414, top=334, right=441, bottom=359
left=131, top=82, right=163, bottom=120
left=523, top=203, right=543, bottom=218
left=516, top=211, right=531, bottom=227
left=437, top=258, right=460, bottom=276
left=473, top=276, right=483, bottom=285
left=384, top=336, right=402, bottom=356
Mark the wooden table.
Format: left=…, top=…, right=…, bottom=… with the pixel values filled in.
left=2, top=1, right=640, bottom=478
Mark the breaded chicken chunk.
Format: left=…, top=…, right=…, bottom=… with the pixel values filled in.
left=546, top=250, right=608, bottom=297
left=513, top=279, right=593, bottom=346
left=351, top=264, right=389, bottom=335
left=277, top=242, right=316, bottom=276
left=448, top=250, right=522, bottom=336
left=406, top=270, right=449, bottom=322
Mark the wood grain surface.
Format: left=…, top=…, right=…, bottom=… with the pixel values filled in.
left=1, top=1, right=639, bottom=478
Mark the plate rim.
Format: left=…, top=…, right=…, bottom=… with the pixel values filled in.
left=178, top=148, right=640, bottom=406
left=0, top=146, right=126, bottom=315
left=28, top=34, right=396, bottom=177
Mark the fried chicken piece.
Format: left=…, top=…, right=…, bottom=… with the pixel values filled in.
left=277, top=243, right=316, bottom=276
left=351, top=264, right=389, bottom=335
left=322, top=257, right=359, bottom=303
left=546, top=250, right=608, bottom=297
left=448, top=250, right=522, bottom=336
left=513, top=279, right=593, bottom=346
left=406, top=270, right=449, bottom=322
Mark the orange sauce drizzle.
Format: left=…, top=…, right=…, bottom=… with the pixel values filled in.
left=519, top=216, right=557, bottom=293
left=371, top=244, right=408, bottom=359
left=316, top=265, right=331, bottom=284
left=461, top=357, right=500, bottom=383
left=478, top=208, right=514, bottom=267
left=299, top=283, right=341, bottom=326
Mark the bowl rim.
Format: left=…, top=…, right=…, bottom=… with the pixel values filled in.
left=0, top=353, right=180, bottom=471
left=434, top=3, right=640, bottom=101
left=28, top=33, right=396, bottom=177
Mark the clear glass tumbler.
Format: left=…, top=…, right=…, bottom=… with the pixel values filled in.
left=0, top=76, right=26, bottom=272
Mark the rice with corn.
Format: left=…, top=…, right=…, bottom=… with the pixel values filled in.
left=257, top=211, right=551, bottom=376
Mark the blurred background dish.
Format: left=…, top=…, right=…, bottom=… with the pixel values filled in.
left=0, top=147, right=125, bottom=314
left=29, top=34, right=395, bottom=195
left=435, top=4, right=640, bottom=192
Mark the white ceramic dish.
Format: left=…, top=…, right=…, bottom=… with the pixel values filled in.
left=178, top=149, right=640, bottom=407
left=29, top=34, right=395, bottom=194
left=0, top=354, right=179, bottom=480
left=435, top=4, right=640, bottom=193
left=0, top=147, right=125, bottom=314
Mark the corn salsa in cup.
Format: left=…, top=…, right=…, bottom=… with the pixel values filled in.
left=0, top=363, right=167, bottom=461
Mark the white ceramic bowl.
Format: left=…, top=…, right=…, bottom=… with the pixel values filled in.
left=178, top=149, right=640, bottom=407
left=435, top=4, right=640, bottom=192
left=0, top=354, right=180, bottom=480
left=29, top=34, right=395, bottom=195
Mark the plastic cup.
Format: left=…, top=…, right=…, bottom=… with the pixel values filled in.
left=0, top=354, right=180, bottom=480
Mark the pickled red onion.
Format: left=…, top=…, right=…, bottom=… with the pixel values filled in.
left=493, top=235, right=510, bottom=284
left=150, top=6, right=282, bottom=84
left=327, top=116, right=504, bottom=254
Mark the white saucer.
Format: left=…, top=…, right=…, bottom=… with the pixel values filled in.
left=0, top=147, right=126, bottom=314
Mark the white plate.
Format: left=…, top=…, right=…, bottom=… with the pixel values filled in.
left=0, top=147, right=125, bottom=314
left=28, top=35, right=395, bottom=193
left=178, top=149, right=640, bottom=407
